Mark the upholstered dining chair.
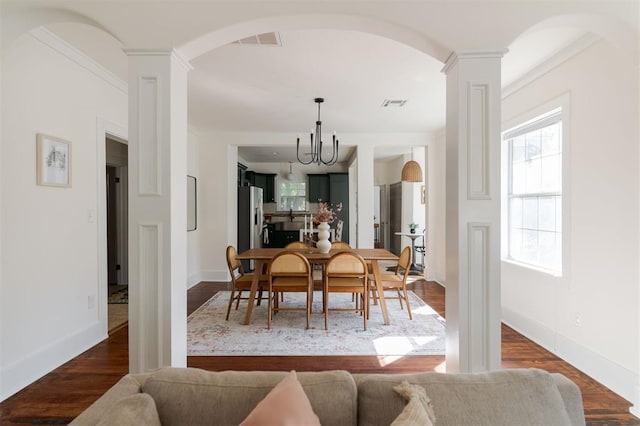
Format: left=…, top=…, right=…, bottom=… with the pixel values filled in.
left=225, top=245, right=268, bottom=321
left=331, top=241, right=351, bottom=249
left=267, top=251, right=313, bottom=329
left=324, top=251, right=369, bottom=330
left=369, top=246, right=413, bottom=320
left=285, top=241, right=308, bottom=249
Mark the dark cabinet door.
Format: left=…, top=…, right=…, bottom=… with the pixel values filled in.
left=308, top=174, right=330, bottom=203
left=264, top=174, right=276, bottom=203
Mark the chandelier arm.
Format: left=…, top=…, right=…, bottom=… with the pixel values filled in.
left=296, top=137, right=314, bottom=165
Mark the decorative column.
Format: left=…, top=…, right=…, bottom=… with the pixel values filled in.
left=125, top=49, right=192, bottom=373
left=442, top=50, right=506, bottom=372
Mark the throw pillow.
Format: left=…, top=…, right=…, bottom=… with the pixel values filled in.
left=96, top=393, right=161, bottom=426
left=390, top=381, right=436, bottom=426
left=240, top=370, right=321, bottom=426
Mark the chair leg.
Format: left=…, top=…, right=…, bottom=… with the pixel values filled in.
left=256, top=288, right=263, bottom=306
left=306, top=290, right=311, bottom=329
left=225, top=289, right=236, bottom=321
left=267, top=290, right=273, bottom=329
left=324, top=289, right=329, bottom=330
left=362, top=293, right=367, bottom=330
left=403, top=285, right=413, bottom=320
left=396, top=288, right=404, bottom=310
left=235, top=290, right=242, bottom=310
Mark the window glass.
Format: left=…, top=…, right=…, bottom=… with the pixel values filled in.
left=279, top=181, right=307, bottom=211
left=504, top=108, right=563, bottom=273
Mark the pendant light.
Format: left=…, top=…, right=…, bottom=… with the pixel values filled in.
left=401, top=147, right=423, bottom=182
left=287, top=162, right=296, bottom=181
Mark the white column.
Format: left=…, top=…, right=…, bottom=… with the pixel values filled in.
left=125, top=49, right=191, bottom=373
left=442, top=50, right=505, bottom=373
left=356, top=144, right=375, bottom=248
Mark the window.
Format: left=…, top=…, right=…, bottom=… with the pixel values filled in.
left=504, top=107, right=563, bottom=273
left=279, top=181, right=307, bottom=211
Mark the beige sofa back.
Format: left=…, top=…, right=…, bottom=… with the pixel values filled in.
left=355, top=369, right=585, bottom=426
left=71, top=367, right=584, bottom=426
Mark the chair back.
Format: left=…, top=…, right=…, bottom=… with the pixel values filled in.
left=331, top=241, right=351, bottom=250
left=285, top=241, right=307, bottom=249
left=326, top=251, right=367, bottom=277
left=335, top=220, right=344, bottom=241
left=269, top=251, right=311, bottom=277
left=396, top=246, right=412, bottom=279
left=226, top=245, right=243, bottom=279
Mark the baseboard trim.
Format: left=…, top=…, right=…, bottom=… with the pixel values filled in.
left=199, top=269, right=230, bottom=283
left=502, top=306, right=638, bottom=406
left=0, top=321, right=106, bottom=402
left=187, top=272, right=202, bottom=289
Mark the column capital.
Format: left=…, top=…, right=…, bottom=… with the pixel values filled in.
left=441, top=49, right=508, bottom=74
left=123, top=48, right=193, bottom=71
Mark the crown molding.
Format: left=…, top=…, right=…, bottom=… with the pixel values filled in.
left=502, top=33, right=600, bottom=99
left=123, top=48, right=193, bottom=71
left=29, top=27, right=127, bottom=95
left=441, top=50, right=509, bottom=74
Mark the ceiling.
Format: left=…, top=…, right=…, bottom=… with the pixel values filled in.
left=42, top=14, right=592, bottom=164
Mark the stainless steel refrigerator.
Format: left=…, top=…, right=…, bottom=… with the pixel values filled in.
left=238, top=186, right=264, bottom=270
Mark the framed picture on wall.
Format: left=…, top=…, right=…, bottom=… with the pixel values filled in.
left=421, top=185, right=426, bottom=204
left=36, top=133, right=71, bottom=187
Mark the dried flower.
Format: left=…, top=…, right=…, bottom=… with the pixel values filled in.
left=315, top=200, right=342, bottom=224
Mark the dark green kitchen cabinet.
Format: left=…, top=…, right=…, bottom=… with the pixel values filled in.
left=308, top=174, right=329, bottom=203
left=245, top=171, right=276, bottom=203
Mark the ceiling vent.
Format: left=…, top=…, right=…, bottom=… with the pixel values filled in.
left=232, top=32, right=282, bottom=46
left=382, top=99, right=407, bottom=107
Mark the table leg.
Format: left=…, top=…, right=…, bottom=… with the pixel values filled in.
left=371, top=259, right=390, bottom=325
left=243, top=259, right=264, bottom=325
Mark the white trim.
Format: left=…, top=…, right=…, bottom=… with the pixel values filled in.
left=29, top=27, right=127, bottom=95
left=503, top=307, right=638, bottom=404
left=0, top=322, right=105, bottom=401
left=503, top=34, right=599, bottom=99
left=187, top=273, right=203, bottom=289
left=199, top=269, right=231, bottom=283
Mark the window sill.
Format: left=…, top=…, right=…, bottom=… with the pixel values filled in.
left=501, top=258, right=562, bottom=278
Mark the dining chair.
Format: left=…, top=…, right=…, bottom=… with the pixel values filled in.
left=324, top=251, right=369, bottom=330
left=267, top=251, right=313, bottom=329
left=285, top=241, right=308, bottom=249
left=369, top=246, right=413, bottom=320
left=331, top=241, right=351, bottom=249
left=225, top=245, right=268, bottom=321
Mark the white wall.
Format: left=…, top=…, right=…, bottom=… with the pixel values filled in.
left=0, top=31, right=127, bottom=400
left=501, top=39, right=639, bottom=403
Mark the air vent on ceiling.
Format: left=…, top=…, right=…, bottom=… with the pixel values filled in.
left=232, top=32, right=282, bottom=46
left=382, top=99, right=408, bottom=107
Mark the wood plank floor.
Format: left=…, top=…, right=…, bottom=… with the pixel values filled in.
left=1, top=280, right=637, bottom=425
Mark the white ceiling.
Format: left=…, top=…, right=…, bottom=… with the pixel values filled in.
left=44, top=17, right=593, bottom=163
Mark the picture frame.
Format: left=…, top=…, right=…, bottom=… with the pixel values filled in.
left=421, top=184, right=426, bottom=204
left=36, top=133, right=71, bottom=187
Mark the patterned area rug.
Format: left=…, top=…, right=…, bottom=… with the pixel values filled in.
left=187, top=291, right=445, bottom=356
left=108, top=285, right=128, bottom=304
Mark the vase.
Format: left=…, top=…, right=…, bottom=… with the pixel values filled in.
left=410, top=228, right=416, bottom=234
left=316, top=222, right=331, bottom=253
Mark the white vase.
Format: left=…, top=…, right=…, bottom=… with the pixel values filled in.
left=316, top=222, right=331, bottom=253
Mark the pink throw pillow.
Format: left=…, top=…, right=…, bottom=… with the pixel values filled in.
left=240, top=371, right=321, bottom=426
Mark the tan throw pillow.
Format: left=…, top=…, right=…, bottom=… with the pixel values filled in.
left=390, top=381, right=436, bottom=426
left=96, top=393, right=161, bottom=426
left=240, top=370, right=321, bottom=426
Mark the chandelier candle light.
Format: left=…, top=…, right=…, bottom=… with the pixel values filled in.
left=296, top=98, right=339, bottom=166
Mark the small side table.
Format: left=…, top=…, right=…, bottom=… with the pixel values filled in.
left=395, top=232, right=424, bottom=272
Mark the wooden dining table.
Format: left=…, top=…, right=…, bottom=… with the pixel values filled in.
left=236, top=247, right=399, bottom=326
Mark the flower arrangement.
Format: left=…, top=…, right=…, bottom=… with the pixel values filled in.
left=409, top=222, right=419, bottom=233
left=315, top=200, right=343, bottom=224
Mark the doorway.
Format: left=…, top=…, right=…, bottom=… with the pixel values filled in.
left=389, top=182, right=402, bottom=255
left=106, top=138, right=128, bottom=333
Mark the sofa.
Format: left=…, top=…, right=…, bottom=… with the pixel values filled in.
left=70, top=367, right=585, bottom=426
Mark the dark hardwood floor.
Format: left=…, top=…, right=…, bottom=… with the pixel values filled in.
left=1, top=280, right=637, bottom=425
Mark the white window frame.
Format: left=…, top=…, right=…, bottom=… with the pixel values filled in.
left=277, top=179, right=307, bottom=212
left=501, top=95, right=570, bottom=277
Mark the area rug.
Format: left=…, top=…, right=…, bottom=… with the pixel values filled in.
left=187, top=291, right=445, bottom=356
left=108, top=285, right=128, bottom=304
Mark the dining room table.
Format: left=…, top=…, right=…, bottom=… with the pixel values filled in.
left=236, top=247, right=399, bottom=326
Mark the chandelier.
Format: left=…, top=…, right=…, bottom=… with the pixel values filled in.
left=296, top=98, right=339, bottom=165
